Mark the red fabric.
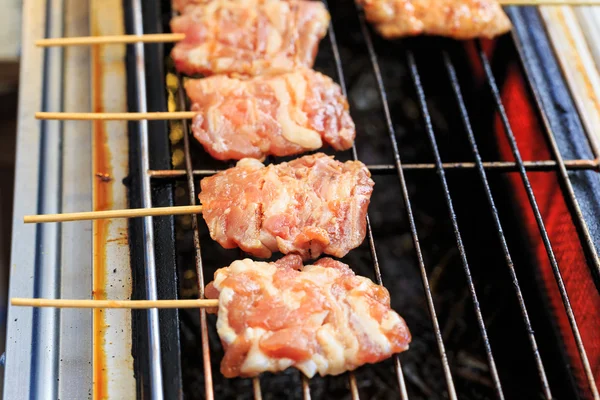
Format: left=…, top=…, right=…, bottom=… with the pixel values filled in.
left=472, top=41, right=600, bottom=397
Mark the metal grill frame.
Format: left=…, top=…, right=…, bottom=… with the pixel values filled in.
left=134, top=3, right=600, bottom=400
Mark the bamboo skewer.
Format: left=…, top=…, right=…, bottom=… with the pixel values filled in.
left=23, top=205, right=203, bottom=223
left=35, top=111, right=197, bottom=121
left=11, top=298, right=218, bottom=309
left=35, top=33, right=185, bottom=47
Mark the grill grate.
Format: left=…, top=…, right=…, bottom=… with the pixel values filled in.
left=133, top=1, right=600, bottom=399
left=475, top=42, right=598, bottom=398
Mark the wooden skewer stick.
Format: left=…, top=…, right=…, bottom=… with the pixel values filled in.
left=23, top=205, right=203, bottom=223
left=35, top=111, right=197, bottom=121
left=498, top=0, right=600, bottom=4
left=11, top=298, right=218, bottom=309
left=36, top=33, right=185, bottom=47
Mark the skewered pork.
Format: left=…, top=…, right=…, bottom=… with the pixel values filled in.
left=172, top=0, right=206, bottom=12
left=185, top=68, right=355, bottom=161
left=205, top=255, right=412, bottom=378
left=170, top=0, right=330, bottom=77
left=358, top=0, right=511, bottom=39
left=199, top=153, right=374, bottom=259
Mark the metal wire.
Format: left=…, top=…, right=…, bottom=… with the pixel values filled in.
left=355, top=8, right=457, bottom=400
left=175, top=73, right=215, bottom=400
left=478, top=43, right=600, bottom=400
left=302, top=376, right=312, bottom=400
left=348, top=373, right=360, bottom=400
left=252, top=377, right=263, bottom=400
left=147, top=159, right=599, bottom=179
left=131, top=1, right=164, bottom=398
left=442, top=50, right=552, bottom=398
left=406, top=51, right=505, bottom=399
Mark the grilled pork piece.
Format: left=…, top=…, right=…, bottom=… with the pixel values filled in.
left=172, top=0, right=207, bottom=12
left=205, top=255, right=411, bottom=378
left=170, top=0, right=330, bottom=77
left=199, top=153, right=374, bottom=259
left=358, top=0, right=511, bottom=39
left=185, top=69, right=355, bottom=161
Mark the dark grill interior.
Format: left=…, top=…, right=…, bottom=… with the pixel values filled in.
left=125, top=1, right=600, bottom=399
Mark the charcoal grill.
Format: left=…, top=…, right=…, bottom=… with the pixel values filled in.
left=4, top=1, right=600, bottom=399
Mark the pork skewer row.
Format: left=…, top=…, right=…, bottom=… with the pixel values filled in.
left=184, top=68, right=355, bottom=160
left=25, top=153, right=374, bottom=260
left=168, top=0, right=514, bottom=77
left=358, top=0, right=512, bottom=39
left=37, top=68, right=355, bottom=161
left=170, top=0, right=331, bottom=77
left=33, top=0, right=600, bottom=48
left=13, top=255, right=411, bottom=379
left=31, top=0, right=567, bottom=161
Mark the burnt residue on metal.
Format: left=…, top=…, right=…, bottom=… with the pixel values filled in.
left=137, top=0, right=599, bottom=399
left=91, top=40, right=111, bottom=400
left=95, top=172, right=113, bottom=183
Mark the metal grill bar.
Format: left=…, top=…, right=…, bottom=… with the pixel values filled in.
left=130, top=1, right=164, bottom=399
left=147, top=158, right=599, bottom=179
left=175, top=72, right=215, bottom=400
left=478, top=44, right=600, bottom=399
left=252, top=376, right=263, bottom=399
left=302, top=376, right=312, bottom=400
left=323, top=2, right=408, bottom=397
left=348, top=373, right=360, bottom=399
left=355, top=9, right=457, bottom=400
left=406, top=51, right=505, bottom=399
left=442, top=50, right=552, bottom=398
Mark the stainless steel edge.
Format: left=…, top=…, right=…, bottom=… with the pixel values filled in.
left=131, top=0, right=165, bottom=398
left=59, top=0, right=93, bottom=398
left=3, top=0, right=60, bottom=398
left=2, top=0, right=44, bottom=396
left=32, top=0, right=64, bottom=398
